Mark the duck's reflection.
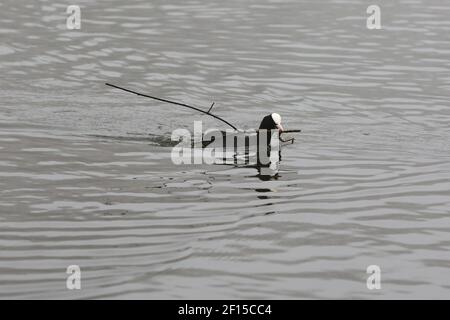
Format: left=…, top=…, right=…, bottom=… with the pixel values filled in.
left=254, top=188, right=272, bottom=200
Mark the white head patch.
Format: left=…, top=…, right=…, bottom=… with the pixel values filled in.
left=271, top=113, right=281, bottom=125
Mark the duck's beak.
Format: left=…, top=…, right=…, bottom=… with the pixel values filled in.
left=276, top=124, right=284, bottom=132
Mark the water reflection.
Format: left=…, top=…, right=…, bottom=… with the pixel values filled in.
left=3, top=0, right=450, bottom=300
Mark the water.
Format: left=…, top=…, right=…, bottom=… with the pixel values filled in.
left=1, top=0, right=450, bottom=299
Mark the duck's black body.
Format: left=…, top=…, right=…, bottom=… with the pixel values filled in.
left=258, top=114, right=279, bottom=130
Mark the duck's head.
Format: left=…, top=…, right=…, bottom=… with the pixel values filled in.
left=259, top=113, right=284, bottom=132
left=271, top=113, right=283, bottom=132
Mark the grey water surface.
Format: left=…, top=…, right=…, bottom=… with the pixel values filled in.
left=1, top=0, right=450, bottom=299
